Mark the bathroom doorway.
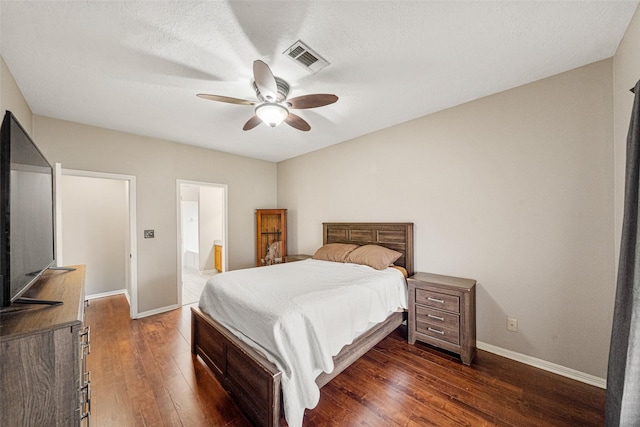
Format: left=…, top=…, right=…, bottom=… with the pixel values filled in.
left=177, top=180, right=227, bottom=305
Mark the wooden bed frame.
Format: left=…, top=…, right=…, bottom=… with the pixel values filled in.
left=191, top=222, right=414, bottom=427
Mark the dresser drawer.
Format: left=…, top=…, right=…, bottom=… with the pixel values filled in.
left=416, top=305, right=459, bottom=330
left=416, top=318, right=460, bottom=345
left=415, top=289, right=460, bottom=313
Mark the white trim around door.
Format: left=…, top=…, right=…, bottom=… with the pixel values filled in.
left=55, top=165, right=139, bottom=318
left=176, top=179, right=228, bottom=306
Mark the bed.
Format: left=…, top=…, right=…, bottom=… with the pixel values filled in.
left=191, top=222, right=414, bottom=427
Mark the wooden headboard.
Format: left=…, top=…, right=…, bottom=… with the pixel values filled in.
left=323, top=222, right=414, bottom=276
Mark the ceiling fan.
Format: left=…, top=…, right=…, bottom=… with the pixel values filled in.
left=197, top=60, right=338, bottom=131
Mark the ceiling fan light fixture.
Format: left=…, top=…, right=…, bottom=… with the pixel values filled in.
left=255, top=103, right=289, bottom=127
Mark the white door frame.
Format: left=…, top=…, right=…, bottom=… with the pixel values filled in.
left=176, top=179, right=228, bottom=306
left=55, top=164, right=139, bottom=318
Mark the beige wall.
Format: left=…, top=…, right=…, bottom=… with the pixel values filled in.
left=61, top=175, right=129, bottom=296
left=32, top=115, right=277, bottom=314
left=278, top=59, right=615, bottom=379
left=0, top=56, right=32, bottom=133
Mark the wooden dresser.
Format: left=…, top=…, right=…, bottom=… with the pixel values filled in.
left=408, top=272, right=476, bottom=365
left=0, top=265, right=90, bottom=425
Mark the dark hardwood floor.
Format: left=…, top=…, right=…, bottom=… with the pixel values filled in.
left=86, top=295, right=605, bottom=426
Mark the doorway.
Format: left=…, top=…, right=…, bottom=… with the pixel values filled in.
left=55, top=165, right=138, bottom=317
left=177, top=180, right=227, bottom=305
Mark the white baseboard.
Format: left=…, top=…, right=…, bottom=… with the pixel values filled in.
left=477, top=341, right=606, bottom=389
left=85, top=290, right=179, bottom=319
left=85, top=290, right=177, bottom=319
left=135, top=303, right=180, bottom=319
left=85, top=289, right=127, bottom=301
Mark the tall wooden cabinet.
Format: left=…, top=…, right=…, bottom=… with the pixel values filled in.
left=0, top=265, right=90, bottom=425
left=256, top=209, right=287, bottom=266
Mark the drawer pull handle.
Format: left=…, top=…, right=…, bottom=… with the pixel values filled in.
left=428, top=327, right=445, bottom=335
left=80, top=326, right=90, bottom=341
left=428, top=314, right=445, bottom=321
left=80, top=410, right=90, bottom=426
left=82, top=342, right=91, bottom=357
left=80, top=326, right=91, bottom=355
left=427, top=297, right=445, bottom=304
left=79, top=381, right=91, bottom=412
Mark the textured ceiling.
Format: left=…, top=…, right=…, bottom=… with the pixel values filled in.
left=0, top=1, right=637, bottom=162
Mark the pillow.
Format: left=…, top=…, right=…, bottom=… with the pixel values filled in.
left=390, top=265, right=408, bottom=279
left=346, top=244, right=402, bottom=270
left=312, top=243, right=359, bottom=262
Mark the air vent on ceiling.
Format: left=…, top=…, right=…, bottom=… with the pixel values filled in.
left=283, top=40, right=329, bottom=74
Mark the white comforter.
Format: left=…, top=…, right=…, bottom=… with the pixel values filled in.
left=198, top=259, right=407, bottom=427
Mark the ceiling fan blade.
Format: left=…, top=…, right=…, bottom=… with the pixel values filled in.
left=287, top=94, right=338, bottom=109
left=253, top=60, right=278, bottom=102
left=284, top=113, right=311, bottom=132
left=243, top=115, right=262, bottom=131
left=197, top=93, right=255, bottom=105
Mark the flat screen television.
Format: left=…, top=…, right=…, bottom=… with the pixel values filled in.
left=1, top=110, right=56, bottom=308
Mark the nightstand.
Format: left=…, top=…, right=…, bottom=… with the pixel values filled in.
left=284, top=254, right=311, bottom=263
left=408, top=272, right=476, bottom=365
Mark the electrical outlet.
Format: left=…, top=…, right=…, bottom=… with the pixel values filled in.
left=507, top=317, right=518, bottom=332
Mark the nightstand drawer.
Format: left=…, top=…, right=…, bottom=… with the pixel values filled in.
left=415, top=289, right=459, bottom=313
left=416, top=319, right=460, bottom=345
left=415, top=305, right=459, bottom=330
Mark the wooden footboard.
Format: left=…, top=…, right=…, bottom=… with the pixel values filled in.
left=191, top=307, right=282, bottom=427
left=191, top=307, right=403, bottom=427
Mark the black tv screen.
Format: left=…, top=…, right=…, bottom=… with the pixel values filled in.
left=1, top=111, right=55, bottom=307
